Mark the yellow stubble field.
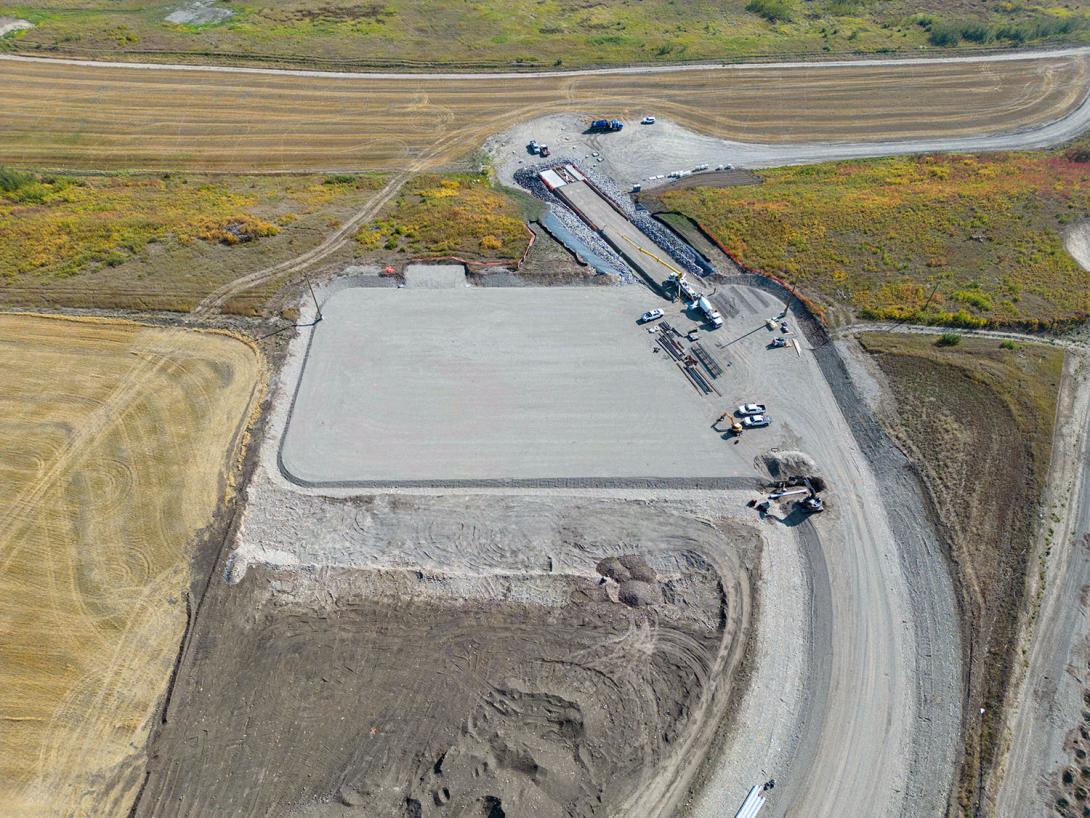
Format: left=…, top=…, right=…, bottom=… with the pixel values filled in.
left=0, top=314, right=261, bottom=817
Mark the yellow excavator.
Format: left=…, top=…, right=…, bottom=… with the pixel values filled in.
left=716, top=411, right=743, bottom=436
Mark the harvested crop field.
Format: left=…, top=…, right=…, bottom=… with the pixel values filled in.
left=857, top=331, right=1064, bottom=811
left=0, top=53, right=1086, bottom=171
left=135, top=496, right=756, bottom=817
left=0, top=314, right=260, bottom=817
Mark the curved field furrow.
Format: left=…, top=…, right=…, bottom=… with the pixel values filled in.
left=0, top=315, right=260, bottom=818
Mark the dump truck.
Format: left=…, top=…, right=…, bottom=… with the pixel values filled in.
left=696, top=296, right=724, bottom=328
left=590, top=119, right=624, bottom=132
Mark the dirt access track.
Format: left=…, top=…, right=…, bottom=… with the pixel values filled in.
left=0, top=49, right=1088, bottom=171
left=0, top=314, right=260, bottom=817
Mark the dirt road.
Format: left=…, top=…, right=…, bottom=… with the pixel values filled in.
left=990, top=348, right=1090, bottom=815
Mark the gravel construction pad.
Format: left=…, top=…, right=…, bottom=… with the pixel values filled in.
left=279, top=286, right=732, bottom=484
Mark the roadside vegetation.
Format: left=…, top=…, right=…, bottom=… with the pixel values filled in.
left=355, top=174, right=534, bottom=263
left=663, top=149, right=1090, bottom=329
left=858, top=332, right=1064, bottom=814
left=4, top=0, right=1090, bottom=68
left=0, top=168, right=385, bottom=312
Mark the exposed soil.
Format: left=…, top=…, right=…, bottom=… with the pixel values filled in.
left=135, top=542, right=745, bottom=817
left=858, top=332, right=1064, bottom=816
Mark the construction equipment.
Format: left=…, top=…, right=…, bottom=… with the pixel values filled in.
left=716, top=412, right=743, bottom=435
left=696, top=295, right=724, bottom=328
left=590, top=118, right=624, bottom=132
left=768, top=477, right=825, bottom=513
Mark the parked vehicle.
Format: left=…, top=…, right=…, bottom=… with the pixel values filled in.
left=737, top=403, right=766, bottom=416
left=742, top=414, right=771, bottom=428
left=639, top=308, right=664, bottom=323
left=539, top=144, right=551, bottom=157
left=770, top=337, right=787, bottom=349
left=589, top=118, right=624, bottom=132
left=528, top=140, right=540, bottom=154
left=641, top=115, right=656, bottom=124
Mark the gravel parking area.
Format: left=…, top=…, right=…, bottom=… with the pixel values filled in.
left=279, top=285, right=734, bottom=484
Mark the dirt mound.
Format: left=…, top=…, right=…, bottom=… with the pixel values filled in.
left=759, top=449, right=822, bottom=482
left=597, top=556, right=663, bottom=607
left=1064, top=219, right=1090, bottom=272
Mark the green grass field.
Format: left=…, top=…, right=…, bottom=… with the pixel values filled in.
left=3, top=0, right=1090, bottom=68
left=663, top=149, right=1090, bottom=329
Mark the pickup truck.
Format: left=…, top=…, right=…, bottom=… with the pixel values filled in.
left=737, top=403, right=767, bottom=416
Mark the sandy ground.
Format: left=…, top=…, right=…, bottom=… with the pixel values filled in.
left=491, top=99, right=1090, bottom=191
left=1, top=49, right=1087, bottom=171
left=164, top=1, right=232, bottom=25
left=0, top=17, right=32, bottom=36
left=137, top=498, right=757, bottom=818
left=0, top=314, right=260, bottom=817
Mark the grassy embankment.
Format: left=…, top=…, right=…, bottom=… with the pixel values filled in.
left=3, top=0, right=1090, bottom=68
left=664, top=150, right=1090, bottom=330
left=354, top=174, right=536, bottom=264
left=0, top=168, right=386, bottom=313
left=859, top=332, right=1064, bottom=814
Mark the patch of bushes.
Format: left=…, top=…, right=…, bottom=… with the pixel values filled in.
left=936, top=332, right=962, bottom=346
left=662, top=151, right=1090, bottom=329
left=354, top=174, right=529, bottom=261
left=0, top=166, right=33, bottom=194
left=926, top=14, right=1086, bottom=47
left=746, top=0, right=794, bottom=23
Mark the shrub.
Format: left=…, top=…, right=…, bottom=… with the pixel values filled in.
left=1000, top=339, right=1019, bottom=350
left=936, top=332, right=962, bottom=347
left=0, top=166, right=33, bottom=194
left=746, top=0, right=794, bottom=23
left=928, top=23, right=962, bottom=46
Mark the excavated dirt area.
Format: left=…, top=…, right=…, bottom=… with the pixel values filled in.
left=135, top=497, right=757, bottom=817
